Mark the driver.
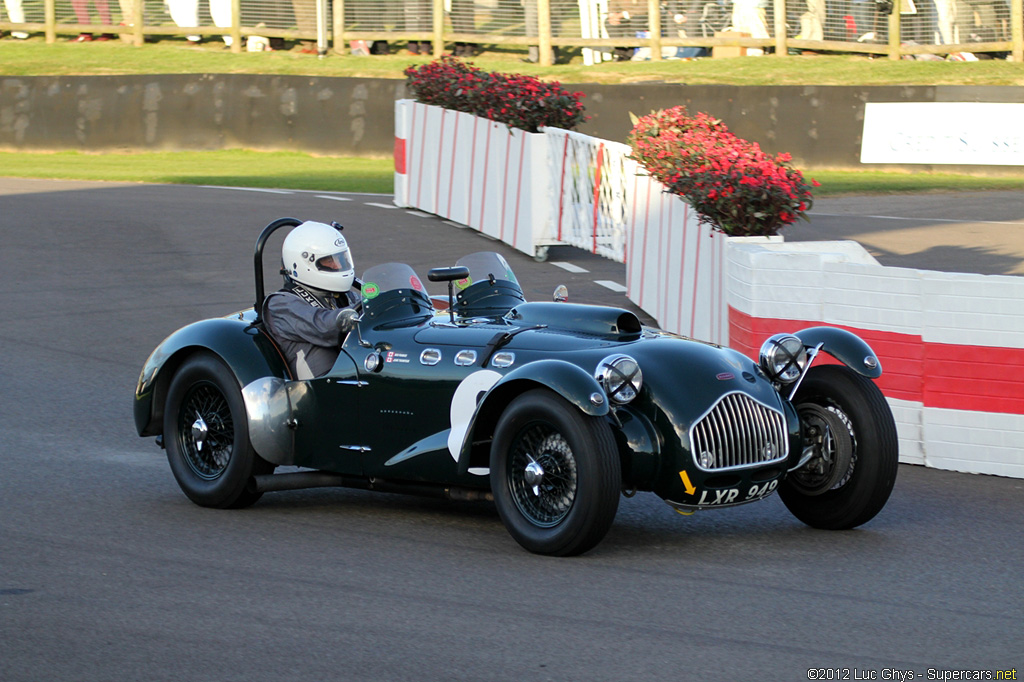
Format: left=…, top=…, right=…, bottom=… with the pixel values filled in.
left=262, top=220, right=360, bottom=380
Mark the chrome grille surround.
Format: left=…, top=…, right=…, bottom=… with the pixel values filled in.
left=689, top=392, right=790, bottom=472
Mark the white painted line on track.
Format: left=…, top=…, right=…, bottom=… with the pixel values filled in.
left=444, top=221, right=470, bottom=229
left=405, top=210, right=432, bottom=218
left=551, top=262, right=589, bottom=274
left=201, top=186, right=293, bottom=194
left=365, top=202, right=399, bottom=209
left=809, top=212, right=1024, bottom=226
left=315, top=195, right=352, bottom=201
left=595, top=280, right=628, bottom=293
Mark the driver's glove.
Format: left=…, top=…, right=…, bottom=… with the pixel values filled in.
left=336, top=307, right=359, bottom=333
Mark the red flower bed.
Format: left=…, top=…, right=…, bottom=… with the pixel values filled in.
left=627, top=106, right=817, bottom=237
left=404, top=55, right=586, bottom=134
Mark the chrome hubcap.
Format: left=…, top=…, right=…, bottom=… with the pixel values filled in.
left=191, top=412, right=209, bottom=452
left=509, top=429, right=578, bottom=528
left=524, top=460, right=545, bottom=496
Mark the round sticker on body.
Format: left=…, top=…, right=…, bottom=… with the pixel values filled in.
left=362, top=282, right=380, bottom=299
left=410, top=276, right=423, bottom=291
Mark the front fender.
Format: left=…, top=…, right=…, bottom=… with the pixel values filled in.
left=134, top=315, right=288, bottom=437
left=795, top=326, right=883, bottom=379
left=455, top=359, right=609, bottom=474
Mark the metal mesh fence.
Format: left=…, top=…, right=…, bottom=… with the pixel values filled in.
left=44, top=0, right=316, bottom=35
left=546, top=127, right=631, bottom=263
left=3, top=0, right=1021, bottom=57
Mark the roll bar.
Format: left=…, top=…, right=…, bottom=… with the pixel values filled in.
left=253, top=217, right=304, bottom=323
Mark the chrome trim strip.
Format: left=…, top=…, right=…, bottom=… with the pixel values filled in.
left=788, top=342, right=823, bottom=400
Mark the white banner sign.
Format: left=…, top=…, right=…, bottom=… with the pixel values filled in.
left=860, top=102, right=1024, bottom=166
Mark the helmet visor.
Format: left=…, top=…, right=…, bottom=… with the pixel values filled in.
left=315, top=249, right=353, bottom=274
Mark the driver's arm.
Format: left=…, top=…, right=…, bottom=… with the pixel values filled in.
left=265, top=294, right=355, bottom=347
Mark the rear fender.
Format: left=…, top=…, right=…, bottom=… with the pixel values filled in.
left=134, top=316, right=288, bottom=437
left=455, top=359, right=609, bottom=476
left=795, top=326, right=883, bottom=379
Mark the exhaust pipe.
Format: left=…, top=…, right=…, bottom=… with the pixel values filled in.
left=249, top=472, right=492, bottom=502
left=250, top=471, right=355, bottom=493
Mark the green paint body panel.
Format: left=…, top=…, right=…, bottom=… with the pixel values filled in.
left=796, top=326, right=883, bottom=379
left=136, top=264, right=881, bottom=511
left=133, top=312, right=287, bottom=437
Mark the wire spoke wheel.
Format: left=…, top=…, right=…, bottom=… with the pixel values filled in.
left=508, top=426, right=579, bottom=527
left=163, top=353, right=272, bottom=509
left=177, top=382, right=234, bottom=480
left=491, top=389, right=621, bottom=556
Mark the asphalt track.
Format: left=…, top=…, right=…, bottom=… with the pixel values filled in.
left=1, top=178, right=1021, bottom=682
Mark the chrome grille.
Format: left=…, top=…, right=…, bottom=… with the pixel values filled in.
left=690, top=392, right=789, bottom=471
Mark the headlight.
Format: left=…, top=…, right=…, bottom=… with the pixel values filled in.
left=759, top=334, right=808, bottom=384
left=596, top=354, right=642, bottom=404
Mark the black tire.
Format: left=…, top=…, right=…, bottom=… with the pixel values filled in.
left=780, top=365, right=899, bottom=529
left=490, top=389, right=621, bottom=556
left=163, top=353, right=274, bottom=509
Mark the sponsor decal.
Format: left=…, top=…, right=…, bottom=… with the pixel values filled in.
left=410, top=276, right=423, bottom=291
left=362, top=282, right=380, bottom=299
left=455, top=276, right=473, bottom=290
left=385, top=351, right=410, bottom=364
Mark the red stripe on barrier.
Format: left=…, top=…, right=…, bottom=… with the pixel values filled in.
left=415, top=103, right=427, bottom=208
left=710, top=231, right=717, bottom=343
left=727, top=307, right=1024, bottom=415
left=435, top=109, right=446, bottom=214
left=591, top=143, right=604, bottom=254
left=626, top=173, right=638, bottom=293
left=716, top=232, right=724, bottom=343
left=512, top=131, right=526, bottom=248
left=500, top=132, right=512, bottom=242
left=924, top=342, right=1024, bottom=413
left=467, top=116, right=479, bottom=227
left=446, top=112, right=460, bottom=219
left=394, top=137, right=407, bottom=175
left=689, top=222, right=703, bottom=338
left=677, top=203, right=688, bottom=333
left=478, top=121, right=492, bottom=232
left=661, top=193, right=670, bottom=326
left=638, top=178, right=652, bottom=310
left=557, top=134, right=569, bottom=243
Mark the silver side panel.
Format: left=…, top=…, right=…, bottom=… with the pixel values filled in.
left=241, top=376, right=299, bottom=466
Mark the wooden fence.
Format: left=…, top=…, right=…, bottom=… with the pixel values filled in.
left=2, top=0, right=1021, bottom=62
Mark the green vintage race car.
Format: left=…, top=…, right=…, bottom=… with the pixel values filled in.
left=134, top=218, right=899, bottom=556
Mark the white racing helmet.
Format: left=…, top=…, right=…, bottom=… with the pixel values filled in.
left=282, top=221, right=355, bottom=293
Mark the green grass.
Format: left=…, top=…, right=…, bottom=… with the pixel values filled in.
left=3, top=39, right=1023, bottom=195
left=2, top=38, right=1024, bottom=85
left=0, top=150, right=394, bottom=192
left=4, top=149, right=1024, bottom=196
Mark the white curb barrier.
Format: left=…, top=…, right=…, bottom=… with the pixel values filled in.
left=394, top=99, right=557, bottom=259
